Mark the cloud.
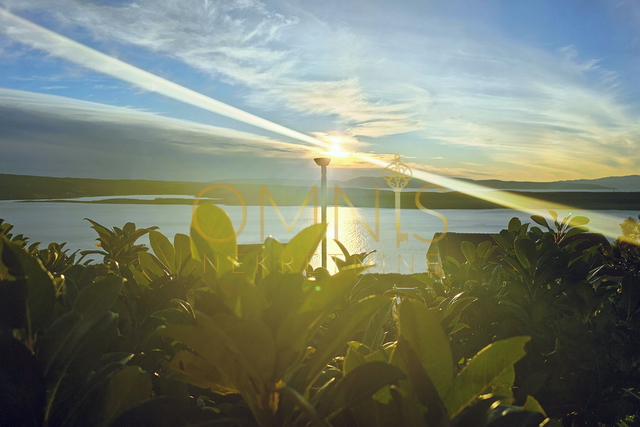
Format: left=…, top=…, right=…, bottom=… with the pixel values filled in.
left=0, top=88, right=317, bottom=155
left=249, top=77, right=427, bottom=137
left=0, top=0, right=426, bottom=138
left=0, top=88, right=327, bottom=179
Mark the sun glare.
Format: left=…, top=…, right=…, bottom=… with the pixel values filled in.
left=328, top=143, right=349, bottom=157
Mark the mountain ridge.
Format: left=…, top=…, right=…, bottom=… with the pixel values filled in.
left=1, top=173, right=639, bottom=201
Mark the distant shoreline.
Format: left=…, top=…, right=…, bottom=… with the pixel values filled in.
left=2, top=173, right=639, bottom=211
left=2, top=172, right=638, bottom=200
left=16, top=191, right=640, bottom=211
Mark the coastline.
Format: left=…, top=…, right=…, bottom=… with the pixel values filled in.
left=16, top=190, right=640, bottom=210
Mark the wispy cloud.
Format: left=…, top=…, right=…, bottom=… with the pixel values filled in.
left=0, top=0, right=425, bottom=138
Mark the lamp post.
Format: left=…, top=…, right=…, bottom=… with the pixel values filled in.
left=314, top=157, right=331, bottom=268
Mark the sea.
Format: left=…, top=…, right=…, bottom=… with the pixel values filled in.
left=1, top=195, right=637, bottom=274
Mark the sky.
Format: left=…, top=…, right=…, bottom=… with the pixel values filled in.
left=0, top=0, right=639, bottom=182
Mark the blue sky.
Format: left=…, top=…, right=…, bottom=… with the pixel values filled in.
left=0, top=0, right=638, bottom=181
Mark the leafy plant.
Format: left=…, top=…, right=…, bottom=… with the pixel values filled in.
left=430, top=213, right=640, bottom=425
left=0, top=234, right=152, bottom=427
left=329, top=298, right=554, bottom=427
left=620, top=215, right=640, bottom=242
left=330, top=239, right=376, bottom=272
left=160, top=205, right=393, bottom=426
left=81, top=219, right=158, bottom=268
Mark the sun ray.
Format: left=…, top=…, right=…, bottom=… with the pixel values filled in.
left=0, top=8, right=632, bottom=243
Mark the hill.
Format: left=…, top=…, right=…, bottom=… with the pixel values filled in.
left=340, top=176, right=613, bottom=191
left=557, top=175, right=640, bottom=190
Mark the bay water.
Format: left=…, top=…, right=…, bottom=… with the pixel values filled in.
left=1, top=198, right=637, bottom=273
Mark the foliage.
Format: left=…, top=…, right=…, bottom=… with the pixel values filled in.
left=0, top=219, right=208, bottom=427
left=80, top=219, right=158, bottom=268
left=601, top=215, right=640, bottom=277
left=161, top=205, right=392, bottom=426
left=0, top=233, right=151, bottom=427
left=330, top=239, right=376, bottom=272
left=6, top=208, right=640, bottom=426
left=620, top=215, right=640, bottom=242
left=424, top=212, right=640, bottom=426
left=159, top=205, right=556, bottom=426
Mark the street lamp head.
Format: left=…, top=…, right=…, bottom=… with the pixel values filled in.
left=314, top=157, right=331, bottom=167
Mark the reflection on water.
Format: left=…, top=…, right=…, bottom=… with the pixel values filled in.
left=0, top=200, right=637, bottom=274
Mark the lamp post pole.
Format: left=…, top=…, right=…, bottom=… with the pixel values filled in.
left=314, top=157, right=331, bottom=268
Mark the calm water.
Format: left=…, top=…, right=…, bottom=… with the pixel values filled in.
left=1, top=199, right=637, bottom=273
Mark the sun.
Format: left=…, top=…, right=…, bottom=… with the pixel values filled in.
left=328, top=143, right=349, bottom=157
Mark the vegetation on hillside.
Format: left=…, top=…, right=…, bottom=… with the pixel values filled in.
left=3, top=173, right=640, bottom=210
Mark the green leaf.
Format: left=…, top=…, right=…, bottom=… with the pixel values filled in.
left=397, top=299, right=453, bottom=397
left=138, top=252, right=165, bottom=279
left=522, top=395, right=546, bottom=416
left=530, top=215, right=551, bottom=231
left=0, top=238, right=16, bottom=281
left=128, top=265, right=150, bottom=288
left=73, top=275, right=123, bottom=316
left=443, top=336, right=530, bottom=418
left=443, top=292, right=474, bottom=320
left=101, top=366, right=152, bottom=423
left=499, top=300, right=532, bottom=328
left=296, top=295, right=391, bottom=393
left=568, top=216, right=590, bottom=227
left=39, top=276, right=123, bottom=375
left=298, top=268, right=364, bottom=314
left=162, top=314, right=277, bottom=427
left=333, top=239, right=351, bottom=259
left=508, top=217, right=522, bottom=233
left=44, top=312, right=120, bottom=427
left=280, top=386, right=331, bottom=427
left=344, top=342, right=368, bottom=375
left=162, top=313, right=276, bottom=395
left=217, top=274, right=267, bottom=320
left=282, top=223, right=327, bottom=273
left=514, top=238, right=536, bottom=270
left=460, top=241, right=476, bottom=264
left=173, top=233, right=191, bottom=275
left=442, top=294, right=476, bottom=331
left=190, top=204, right=237, bottom=278
left=490, top=365, right=515, bottom=404
left=492, top=233, right=511, bottom=251
left=317, top=362, right=405, bottom=421
left=362, top=300, right=393, bottom=350
left=149, top=230, right=175, bottom=273
left=564, top=226, right=588, bottom=239
left=476, top=241, right=494, bottom=261
left=391, top=339, right=449, bottom=426
left=169, top=350, right=238, bottom=394
left=3, top=238, right=56, bottom=332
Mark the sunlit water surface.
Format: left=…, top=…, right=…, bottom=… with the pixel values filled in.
left=1, top=199, right=637, bottom=273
